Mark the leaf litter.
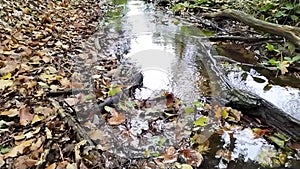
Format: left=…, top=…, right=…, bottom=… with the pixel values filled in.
left=0, top=0, right=300, bottom=168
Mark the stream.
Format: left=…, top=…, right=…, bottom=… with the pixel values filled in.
left=85, top=0, right=300, bottom=168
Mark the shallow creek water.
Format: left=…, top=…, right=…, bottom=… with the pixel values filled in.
left=94, top=0, right=300, bottom=168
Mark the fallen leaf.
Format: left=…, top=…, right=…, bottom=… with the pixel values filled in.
left=179, top=149, right=203, bottom=167
left=46, top=163, right=57, bottom=169
left=0, top=79, right=13, bottom=90
left=4, top=139, right=35, bottom=158
left=0, top=155, right=4, bottom=168
left=31, top=115, right=44, bottom=124
left=162, top=146, right=177, bottom=163
left=34, top=106, right=54, bottom=117
left=64, top=98, right=79, bottom=106
left=45, top=127, right=52, bottom=139
left=106, top=107, right=125, bottom=125
left=19, top=107, right=33, bottom=126
left=66, top=163, right=77, bottom=169
left=75, top=140, right=86, bottom=162
left=14, top=155, right=37, bottom=169
left=0, top=109, right=19, bottom=117
left=194, top=116, right=208, bottom=127
left=89, top=129, right=104, bottom=141
left=108, top=85, right=122, bottom=96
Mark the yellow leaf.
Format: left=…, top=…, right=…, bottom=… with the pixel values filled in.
left=31, top=115, right=44, bottom=124
left=0, top=80, right=13, bottom=90
left=4, top=139, right=34, bottom=158
left=1, top=73, right=11, bottom=80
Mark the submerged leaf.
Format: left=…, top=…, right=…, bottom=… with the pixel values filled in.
left=108, top=85, right=122, bottom=96
left=194, top=116, right=208, bottom=127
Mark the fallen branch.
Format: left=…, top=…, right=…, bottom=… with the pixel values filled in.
left=202, top=9, right=300, bottom=47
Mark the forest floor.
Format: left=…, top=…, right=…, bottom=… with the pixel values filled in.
left=1, top=0, right=300, bottom=169
left=0, top=0, right=117, bottom=168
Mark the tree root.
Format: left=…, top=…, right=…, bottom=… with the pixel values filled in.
left=202, top=9, right=300, bottom=47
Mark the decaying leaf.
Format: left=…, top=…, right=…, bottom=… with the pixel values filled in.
left=179, top=149, right=203, bottom=167
left=75, top=140, right=87, bottom=162
left=105, top=106, right=125, bottom=125
left=162, top=146, right=177, bottom=163
left=4, top=139, right=35, bottom=158
left=89, top=129, right=104, bottom=141
left=14, top=155, right=37, bottom=169
left=19, top=107, right=33, bottom=126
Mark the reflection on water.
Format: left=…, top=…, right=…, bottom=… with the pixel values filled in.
left=226, top=69, right=300, bottom=120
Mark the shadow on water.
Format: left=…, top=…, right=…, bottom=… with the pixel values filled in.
left=96, top=0, right=300, bottom=168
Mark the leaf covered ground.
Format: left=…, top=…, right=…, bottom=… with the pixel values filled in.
left=1, top=0, right=300, bottom=168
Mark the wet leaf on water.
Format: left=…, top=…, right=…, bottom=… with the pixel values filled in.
left=106, top=107, right=125, bottom=125
left=252, top=76, right=266, bottom=83
left=215, top=149, right=232, bottom=162
left=4, top=139, right=35, bottom=158
left=252, top=128, right=270, bottom=138
left=179, top=149, right=203, bottom=167
left=194, top=116, right=208, bottom=127
left=164, top=92, right=181, bottom=110
left=162, top=146, right=177, bottom=163
left=269, top=135, right=285, bottom=148
left=19, top=107, right=33, bottom=126
left=64, top=97, right=80, bottom=106
left=184, top=107, right=194, bottom=114
left=88, top=129, right=104, bottom=141
left=263, top=84, right=273, bottom=91
left=157, top=137, right=167, bottom=146
left=108, top=85, right=122, bottom=96
left=192, top=101, right=204, bottom=108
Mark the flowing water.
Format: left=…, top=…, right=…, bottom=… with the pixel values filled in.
left=93, top=0, right=300, bottom=168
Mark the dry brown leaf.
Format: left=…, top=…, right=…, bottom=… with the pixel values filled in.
left=4, top=139, right=35, bottom=158
left=66, top=163, right=77, bottom=169
left=0, top=79, right=13, bottom=90
left=19, top=107, right=33, bottom=126
left=30, top=136, right=45, bottom=151
left=14, top=155, right=37, bottom=169
left=31, top=114, right=44, bottom=124
left=34, top=106, right=54, bottom=117
left=64, top=97, right=79, bottom=106
left=89, top=129, right=104, bottom=141
left=163, top=146, right=177, bottom=163
left=179, top=149, right=203, bottom=167
left=0, top=109, right=19, bottom=117
left=46, top=163, right=57, bottom=169
left=0, top=155, right=4, bottom=168
left=75, top=140, right=87, bottom=162
left=57, top=161, right=69, bottom=169
left=107, top=108, right=125, bottom=126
